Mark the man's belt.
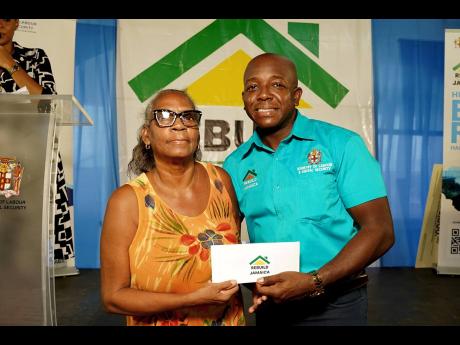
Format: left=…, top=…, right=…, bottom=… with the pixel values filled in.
left=325, top=271, right=369, bottom=296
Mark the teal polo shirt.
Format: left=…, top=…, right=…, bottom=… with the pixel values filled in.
left=223, top=111, right=387, bottom=273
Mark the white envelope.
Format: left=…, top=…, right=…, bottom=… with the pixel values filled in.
left=211, top=242, right=300, bottom=284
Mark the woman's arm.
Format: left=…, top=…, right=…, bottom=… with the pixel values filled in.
left=0, top=46, right=44, bottom=95
left=0, top=46, right=56, bottom=95
left=100, top=185, right=239, bottom=316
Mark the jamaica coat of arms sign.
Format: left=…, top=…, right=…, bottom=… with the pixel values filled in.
left=0, top=157, right=24, bottom=198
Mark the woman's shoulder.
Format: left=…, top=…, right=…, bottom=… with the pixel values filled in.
left=212, top=164, right=231, bottom=180
left=199, top=162, right=230, bottom=181
left=105, top=184, right=138, bottom=215
left=13, top=41, right=47, bottom=58
left=126, top=173, right=150, bottom=189
left=201, top=162, right=233, bottom=192
left=110, top=184, right=136, bottom=201
left=13, top=41, right=37, bottom=54
left=201, top=162, right=227, bottom=175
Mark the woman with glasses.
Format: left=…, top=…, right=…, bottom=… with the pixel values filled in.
left=100, top=89, right=245, bottom=326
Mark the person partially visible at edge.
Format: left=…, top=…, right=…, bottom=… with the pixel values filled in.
left=0, top=19, right=56, bottom=94
left=0, top=19, right=73, bottom=266
left=223, top=53, right=395, bottom=326
left=100, top=89, right=245, bottom=326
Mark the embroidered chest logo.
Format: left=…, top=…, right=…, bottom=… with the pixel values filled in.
left=243, top=169, right=258, bottom=190
left=297, top=149, right=333, bottom=175
left=249, top=255, right=270, bottom=276
left=243, top=169, right=257, bottom=181
left=307, top=149, right=322, bottom=165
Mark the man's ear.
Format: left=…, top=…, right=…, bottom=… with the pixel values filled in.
left=293, top=87, right=303, bottom=106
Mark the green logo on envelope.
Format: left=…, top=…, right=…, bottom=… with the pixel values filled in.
left=250, top=256, right=270, bottom=276
left=249, top=256, right=270, bottom=265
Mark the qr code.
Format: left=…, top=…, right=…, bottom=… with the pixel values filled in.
left=452, top=229, right=460, bottom=254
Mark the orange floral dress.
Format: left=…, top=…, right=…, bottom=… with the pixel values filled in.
left=126, top=162, right=245, bottom=326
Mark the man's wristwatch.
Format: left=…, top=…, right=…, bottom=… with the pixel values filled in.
left=8, top=63, right=21, bottom=75
left=308, top=270, right=325, bottom=297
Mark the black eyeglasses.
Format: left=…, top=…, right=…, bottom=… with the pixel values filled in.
left=150, top=109, right=202, bottom=128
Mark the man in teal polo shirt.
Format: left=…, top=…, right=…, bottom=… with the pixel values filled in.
left=223, top=53, right=394, bottom=325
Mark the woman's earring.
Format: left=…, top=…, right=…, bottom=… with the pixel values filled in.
left=145, top=144, right=151, bottom=150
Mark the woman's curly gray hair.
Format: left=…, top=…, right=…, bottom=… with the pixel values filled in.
left=127, top=89, right=202, bottom=177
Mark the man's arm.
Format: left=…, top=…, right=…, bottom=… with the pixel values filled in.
left=255, top=196, right=394, bottom=303
left=315, top=196, right=394, bottom=286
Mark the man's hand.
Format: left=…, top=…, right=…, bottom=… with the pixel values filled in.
left=255, top=271, right=310, bottom=304
left=247, top=283, right=268, bottom=314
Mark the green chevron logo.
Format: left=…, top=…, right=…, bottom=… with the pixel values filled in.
left=250, top=255, right=270, bottom=265
left=249, top=255, right=270, bottom=276
left=128, top=19, right=349, bottom=109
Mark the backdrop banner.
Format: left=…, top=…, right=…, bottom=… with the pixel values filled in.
left=117, top=19, right=375, bottom=244
left=15, top=19, right=78, bottom=276
left=416, top=164, right=442, bottom=268
left=438, top=29, right=460, bottom=275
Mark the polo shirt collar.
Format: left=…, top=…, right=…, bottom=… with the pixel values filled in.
left=290, top=110, right=316, bottom=141
left=242, top=110, right=316, bottom=157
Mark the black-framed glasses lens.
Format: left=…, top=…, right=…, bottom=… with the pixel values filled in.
left=153, top=109, right=201, bottom=127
